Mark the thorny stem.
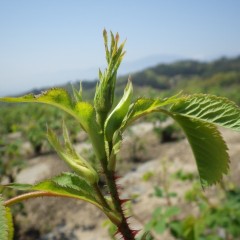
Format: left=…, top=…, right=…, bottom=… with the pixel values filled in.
left=101, top=160, right=136, bottom=240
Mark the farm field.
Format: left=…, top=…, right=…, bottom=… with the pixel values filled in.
left=1, top=56, right=240, bottom=239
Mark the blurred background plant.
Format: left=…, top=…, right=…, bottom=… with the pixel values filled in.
left=141, top=169, right=240, bottom=240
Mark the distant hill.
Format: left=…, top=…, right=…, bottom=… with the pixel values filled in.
left=22, top=55, right=240, bottom=104
left=116, top=55, right=240, bottom=103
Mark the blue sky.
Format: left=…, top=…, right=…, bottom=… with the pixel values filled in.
left=0, top=1, right=240, bottom=96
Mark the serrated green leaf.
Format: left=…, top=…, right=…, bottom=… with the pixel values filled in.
left=0, top=197, right=13, bottom=240
left=6, top=208, right=14, bottom=240
left=107, top=130, right=123, bottom=170
left=72, top=82, right=82, bottom=102
left=164, top=206, right=180, bottom=218
left=103, top=29, right=110, bottom=63
left=0, top=197, right=8, bottom=240
left=74, top=102, right=97, bottom=132
left=170, top=94, right=240, bottom=131
left=3, top=183, right=32, bottom=191
left=6, top=173, right=102, bottom=209
left=122, top=92, right=182, bottom=129
left=74, top=102, right=106, bottom=160
left=33, top=180, right=99, bottom=205
left=154, top=220, right=166, bottom=234
left=174, top=115, right=229, bottom=186
left=0, top=89, right=98, bottom=138
left=0, top=88, right=74, bottom=115
left=47, top=126, right=98, bottom=183
left=50, top=172, right=96, bottom=196
left=139, top=232, right=153, bottom=240
left=105, top=79, right=133, bottom=142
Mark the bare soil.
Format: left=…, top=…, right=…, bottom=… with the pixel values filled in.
left=10, top=122, right=240, bottom=240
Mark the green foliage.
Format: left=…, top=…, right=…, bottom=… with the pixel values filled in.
left=122, top=92, right=181, bottom=128
left=1, top=30, right=240, bottom=239
left=105, top=79, right=133, bottom=142
left=102, top=219, right=118, bottom=240
left=173, top=170, right=195, bottom=181
left=1, top=88, right=73, bottom=114
left=169, top=185, right=240, bottom=240
left=94, top=30, right=126, bottom=126
left=142, top=171, right=154, bottom=182
left=6, top=172, right=102, bottom=209
left=170, top=94, right=240, bottom=131
left=117, top=57, right=240, bottom=105
left=154, top=186, right=177, bottom=199
left=0, top=138, right=24, bottom=185
left=138, top=232, right=154, bottom=240
left=146, top=169, right=240, bottom=240
left=173, top=115, right=229, bottom=186
left=145, top=206, right=180, bottom=234
left=47, top=123, right=98, bottom=184
left=0, top=197, right=8, bottom=240
left=0, top=197, right=14, bottom=240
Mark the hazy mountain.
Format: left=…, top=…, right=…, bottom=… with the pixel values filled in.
left=119, top=54, right=187, bottom=74
left=2, top=55, right=240, bottom=103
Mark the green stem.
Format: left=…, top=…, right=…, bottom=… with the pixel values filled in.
left=4, top=191, right=103, bottom=210
left=97, top=111, right=108, bottom=130
left=93, top=183, right=110, bottom=209
left=4, top=191, right=59, bottom=207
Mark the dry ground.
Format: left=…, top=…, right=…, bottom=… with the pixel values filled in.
left=6, top=122, right=240, bottom=240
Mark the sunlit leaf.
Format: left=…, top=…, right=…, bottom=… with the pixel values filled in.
left=5, top=208, right=14, bottom=240
left=122, top=92, right=181, bottom=129
left=0, top=197, right=13, bottom=240
left=74, top=101, right=106, bottom=160
left=0, top=88, right=74, bottom=116
left=72, top=82, right=82, bottom=102
left=0, top=196, right=8, bottom=240
left=171, top=94, right=240, bottom=131
left=139, top=232, right=154, bottom=240
left=174, top=115, right=229, bottom=186
left=105, top=79, right=133, bottom=142
left=47, top=126, right=98, bottom=183
left=5, top=173, right=102, bottom=209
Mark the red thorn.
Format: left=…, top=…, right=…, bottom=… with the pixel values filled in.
left=131, top=229, right=140, bottom=237
left=114, top=174, right=121, bottom=180
left=114, top=230, right=120, bottom=237
left=122, top=208, right=127, bottom=213
left=120, top=198, right=130, bottom=205
left=116, top=184, right=124, bottom=191
left=125, top=216, right=132, bottom=223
